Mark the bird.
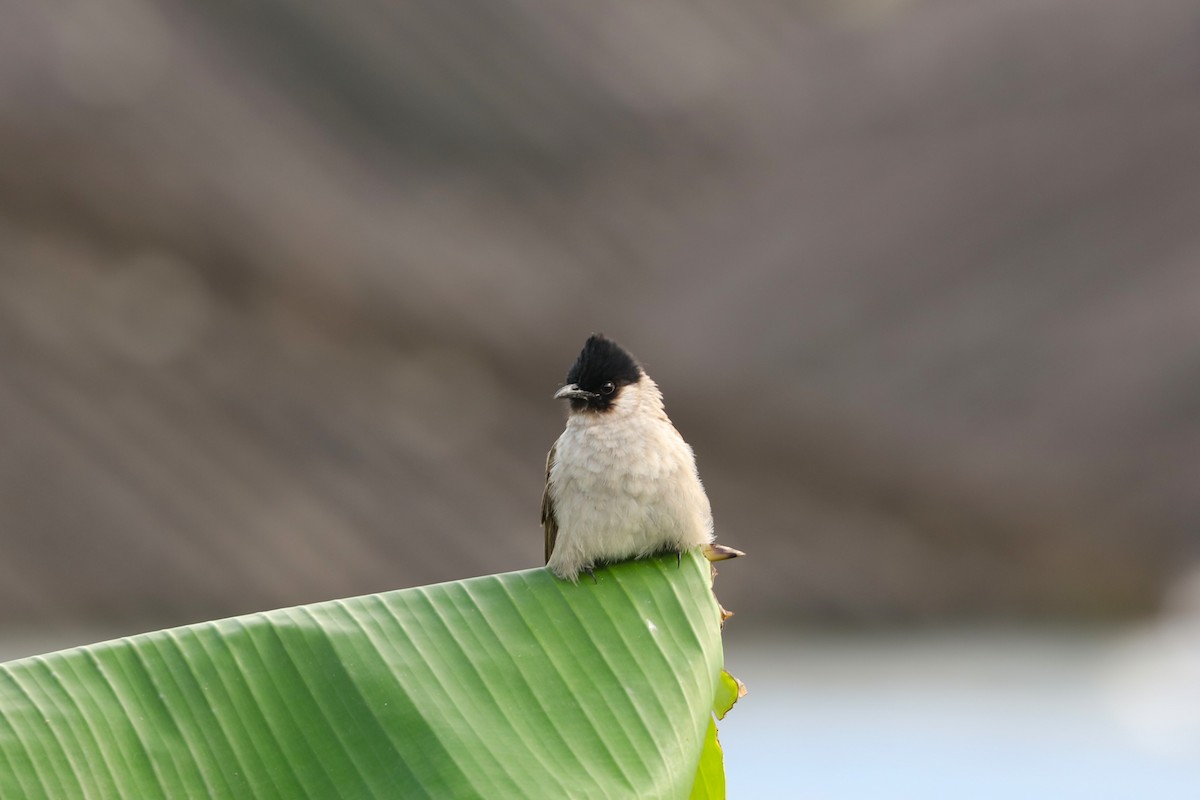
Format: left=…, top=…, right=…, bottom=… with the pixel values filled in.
left=542, top=334, right=741, bottom=581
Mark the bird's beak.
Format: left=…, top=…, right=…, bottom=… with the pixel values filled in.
left=554, top=384, right=596, bottom=401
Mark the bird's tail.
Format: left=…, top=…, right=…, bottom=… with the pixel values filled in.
left=703, top=543, right=745, bottom=562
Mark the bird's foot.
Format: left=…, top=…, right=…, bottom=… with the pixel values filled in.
left=584, top=567, right=598, bottom=584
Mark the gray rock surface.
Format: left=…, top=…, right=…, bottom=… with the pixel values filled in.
left=1, top=0, right=1197, bottom=625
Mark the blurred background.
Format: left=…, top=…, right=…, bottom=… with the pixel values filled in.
left=1, top=0, right=1199, bottom=795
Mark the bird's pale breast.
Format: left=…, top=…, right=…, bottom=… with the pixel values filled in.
left=547, top=410, right=713, bottom=578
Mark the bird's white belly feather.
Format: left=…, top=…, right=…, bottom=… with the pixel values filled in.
left=547, top=412, right=713, bottom=579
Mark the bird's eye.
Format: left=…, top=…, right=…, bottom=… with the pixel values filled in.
left=600, top=382, right=616, bottom=395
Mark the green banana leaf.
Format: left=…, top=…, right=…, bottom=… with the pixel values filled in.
left=0, top=550, right=736, bottom=799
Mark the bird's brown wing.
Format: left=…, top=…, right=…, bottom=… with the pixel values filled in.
left=541, top=443, right=558, bottom=563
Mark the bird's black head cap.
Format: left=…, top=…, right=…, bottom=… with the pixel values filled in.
left=562, top=334, right=642, bottom=412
